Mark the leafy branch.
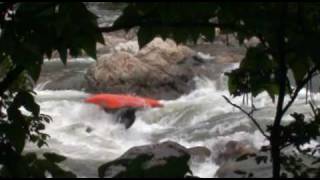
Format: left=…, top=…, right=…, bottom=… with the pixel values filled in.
left=282, top=65, right=320, bottom=117
left=0, top=65, right=24, bottom=96
left=222, top=95, right=270, bottom=140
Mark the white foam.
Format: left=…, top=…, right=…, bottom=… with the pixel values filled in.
left=43, top=57, right=95, bottom=63
left=195, top=52, right=215, bottom=61
left=114, top=40, right=139, bottom=55
left=27, top=68, right=320, bottom=177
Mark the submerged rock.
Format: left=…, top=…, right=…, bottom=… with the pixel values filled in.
left=215, top=140, right=256, bottom=165
left=98, top=141, right=191, bottom=178
left=114, top=107, right=139, bottom=129
left=187, top=146, right=211, bottom=162
left=85, top=126, right=93, bottom=133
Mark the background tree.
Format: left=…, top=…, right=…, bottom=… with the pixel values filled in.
left=104, top=2, right=320, bottom=178
left=0, top=2, right=104, bottom=177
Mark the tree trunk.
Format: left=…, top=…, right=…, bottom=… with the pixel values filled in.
left=271, top=3, right=287, bottom=178
left=271, top=119, right=281, bottom=178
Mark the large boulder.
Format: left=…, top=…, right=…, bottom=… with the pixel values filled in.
left=86, top=37, right=201, bottom=99
left=86, top=37, right=242, bottom=99
left=98, top=141, right=191, bottom=178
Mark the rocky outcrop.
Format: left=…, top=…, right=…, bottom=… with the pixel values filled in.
left=85, top=37, right=239, bottom=99
left=98, top=141, right=191, bottom=178
left=85, top=37, right=200, bottom=99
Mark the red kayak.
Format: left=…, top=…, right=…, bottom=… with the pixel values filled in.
left=84, top=93, right=163, bottom=109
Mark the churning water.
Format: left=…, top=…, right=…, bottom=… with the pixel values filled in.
left=23, top=57, right=320, bottom=178
left=22, top=4, right=320, bottom=177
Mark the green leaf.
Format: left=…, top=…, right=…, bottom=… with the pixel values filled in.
left=96, top=30, right=105, bottom=45
left=24, top=153, right=38, bottom=163
left=45, top=50, right=53, bottom=59
left=137, top=26, right=155, bottom=48
left=26, top=61, right=42, bottom=82
left=115, top=3, right=216, bottom=48
left=7, top=124, right=27, bottom=153
left=82, top=39, right=97, bottom=60
left=17, top=91, right=40, bottom=116
left=288, top=54, right=310, bottom=84
left=43, top=153, right=66, bottom=163
left=35, top=159, right=77, bottom=178
left=58, top=48, right=68, bottom=65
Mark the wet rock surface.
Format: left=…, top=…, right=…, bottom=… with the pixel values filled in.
left=187, top=146, right=211, bottom=162
left=98, top=141, right=191, bottom=178
left=214, top=141, right=272, bottom=178
left=215, top=140, right=257, bottom=165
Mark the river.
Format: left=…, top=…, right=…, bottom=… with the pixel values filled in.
left=24, top=3, right=320, bottom=178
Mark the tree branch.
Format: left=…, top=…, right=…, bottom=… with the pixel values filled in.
left=281, top=65, right=319, bottom=116
left=222, top=95, right=270, bottom=140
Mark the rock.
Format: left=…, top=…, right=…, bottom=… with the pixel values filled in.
left=44, top=27, right=247, bottom=98
left=85, top=35, right=246, bottom=99
left=114, top=107, right=139, bottom=129
left=215, top=148, right=320, bottom=178
left=85, top=126, right=93, bottom=133
left=89, top=52, right=147, bottom=85
left=114, top=40, right=139, bottom=55
left=214, top=141, right=271, bottom=178
left=85, top=38, right=199, bottom=99
left=98, top=141, right=191, bottom=178
left=214, top=152, right=272, bottom=178
left=215, top=53, right=244, bottom=64
left=96, top=34, right=129, bottom=56
left=136, top=37, right=195, bottom=65
left=215, top=140, right=257, bottom=165
left=189, top=39, right=246, bottom=64
left=187, top=146, right=211, bottom=162
left=96, top=29, right=138, bottom=57
left=244, top=36, right=261, bottom=48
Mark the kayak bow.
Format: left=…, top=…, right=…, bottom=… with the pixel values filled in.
left=84, top=93, right=163, bottom=109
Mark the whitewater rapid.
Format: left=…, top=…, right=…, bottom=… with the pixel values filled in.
left=24, top=57, right=320, bottom=178
left=20, top=4, right=320, bottom=177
